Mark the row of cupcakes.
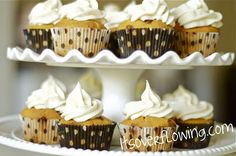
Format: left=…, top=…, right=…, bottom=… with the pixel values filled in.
left=20, top=76, right=116, bottom=150
left=23, top=0, right=223, bottom=58
left=122, top=81, right=214, bottom=151
left=20, top=76, right=214, bottom=152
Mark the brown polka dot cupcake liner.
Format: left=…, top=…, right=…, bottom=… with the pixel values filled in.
left=57, top=122, right=116, bottom=150
left=50, top=28, right=111, bottom=57
left=107, top=32, right=120, bottom=57
left=23, top=29, right=54, bottom=54
left=174, top=121, right=214, bottom=149
left=116, top=28, right=176, bottom=58
left=20, top=115, right=59, bottom=144
left=118, top=124, right=177, bottom=152
left=174, top=32, right=220, bottom=58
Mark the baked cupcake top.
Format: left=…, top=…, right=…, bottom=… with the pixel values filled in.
left=26, top=75, right=66, bottom=112
left=124, top=81, right=174, bottom=120
left=163, top=85, right=214, bottom=121
left=28, top=0, right=62, bottom=26
left=171, top=0, right=223, bottom=29
left=125, top=0, right=175, bottom=26
left=61, top=82, right=103, bottom=122
left=104, top=2, right=134, bottom=29
left=59, top=0, right=104, bottom=22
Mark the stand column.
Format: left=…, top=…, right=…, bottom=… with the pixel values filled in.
left=96, top=68, right=145, bottom=122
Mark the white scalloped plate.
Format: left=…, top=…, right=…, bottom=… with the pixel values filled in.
left=7, top=47, right=235, bottom=69
left=0, top=115, right=235, bottom=156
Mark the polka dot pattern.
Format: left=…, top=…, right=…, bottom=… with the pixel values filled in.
left=21, top=116, right=59, bottom=144
left=118, top=124, right=177, bottom=152
left=51, top=28, right=111, bottom=57
left=116, top=28, right=176, bottom=58
left=174, top=122, right=214, bottom=149
left=57, top=122, right=116, bottom=151
left=174, top=32, right=220, bottom=58
left=23, top=29, right=53, bottom=54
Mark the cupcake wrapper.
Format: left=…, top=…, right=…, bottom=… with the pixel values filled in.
left=23, top=29, right=53, bottom=54
left=58, top=122, right=116, bottom=150
left=116, top=28, right=176, bottom=58
left=174, top=122, right=214, bottom=149
left=174, top=32, right=220, bottom=58
left=118, top=124, right=177, bottom=152
left=20, top=115, right=59, bottom=144
left=51, top=28, right=111, bottom=57
left=107, top=32, right=120, bottom=57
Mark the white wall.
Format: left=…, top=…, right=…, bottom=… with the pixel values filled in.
left=0, top=1, right=18, bottom=116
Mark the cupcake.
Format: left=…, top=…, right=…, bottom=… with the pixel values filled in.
left=163, top=86, right=214, bottom=149
left=104, top=2, right=134, bottom=57
left=118, top=81, right=177, bottom=152
left=111, top=0, right=176, bottom=58
left=51, top=0, right=111, bottom=57
left=20, top=75, right=67, bottom=144
left=79, top=71, right=102, bottom=99
left=171, top=0, right=223, bottom=57
left=58, top=82, right=116, bottom=150
left=23, top=0, right=62, bottom=54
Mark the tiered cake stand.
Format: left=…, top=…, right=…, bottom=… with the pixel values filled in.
left=0, top=47, right=235, bottom=156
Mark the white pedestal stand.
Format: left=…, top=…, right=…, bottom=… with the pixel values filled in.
left=5, top=48, right=236, bottom=155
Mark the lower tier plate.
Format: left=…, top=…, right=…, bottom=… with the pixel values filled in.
left=0, top=115, right=235, bottom=156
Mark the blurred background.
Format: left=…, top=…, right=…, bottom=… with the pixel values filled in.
left=0, top=0, right=235, bottom=155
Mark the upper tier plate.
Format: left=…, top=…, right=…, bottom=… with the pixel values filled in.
left=7, top=47, right=235, bottom=69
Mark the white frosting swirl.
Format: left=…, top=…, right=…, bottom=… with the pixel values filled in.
left=171, top=0, right=223, bottom=29
left=126, top=0, right=175, bottom=26
left=104, top=2, right=135, bottom=29
left=124, top=81, right=174, bottom=120
left=26, top=75, right=66, bottom=112
left=104, top=11, right=130, bottom=29
left=163, top=86, right=214, bottom=121
left=61, top=82, right=103, bottom=122
left=29, top=0, right=62, bottom=25
left=59, top=0, right=104, bottom=21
